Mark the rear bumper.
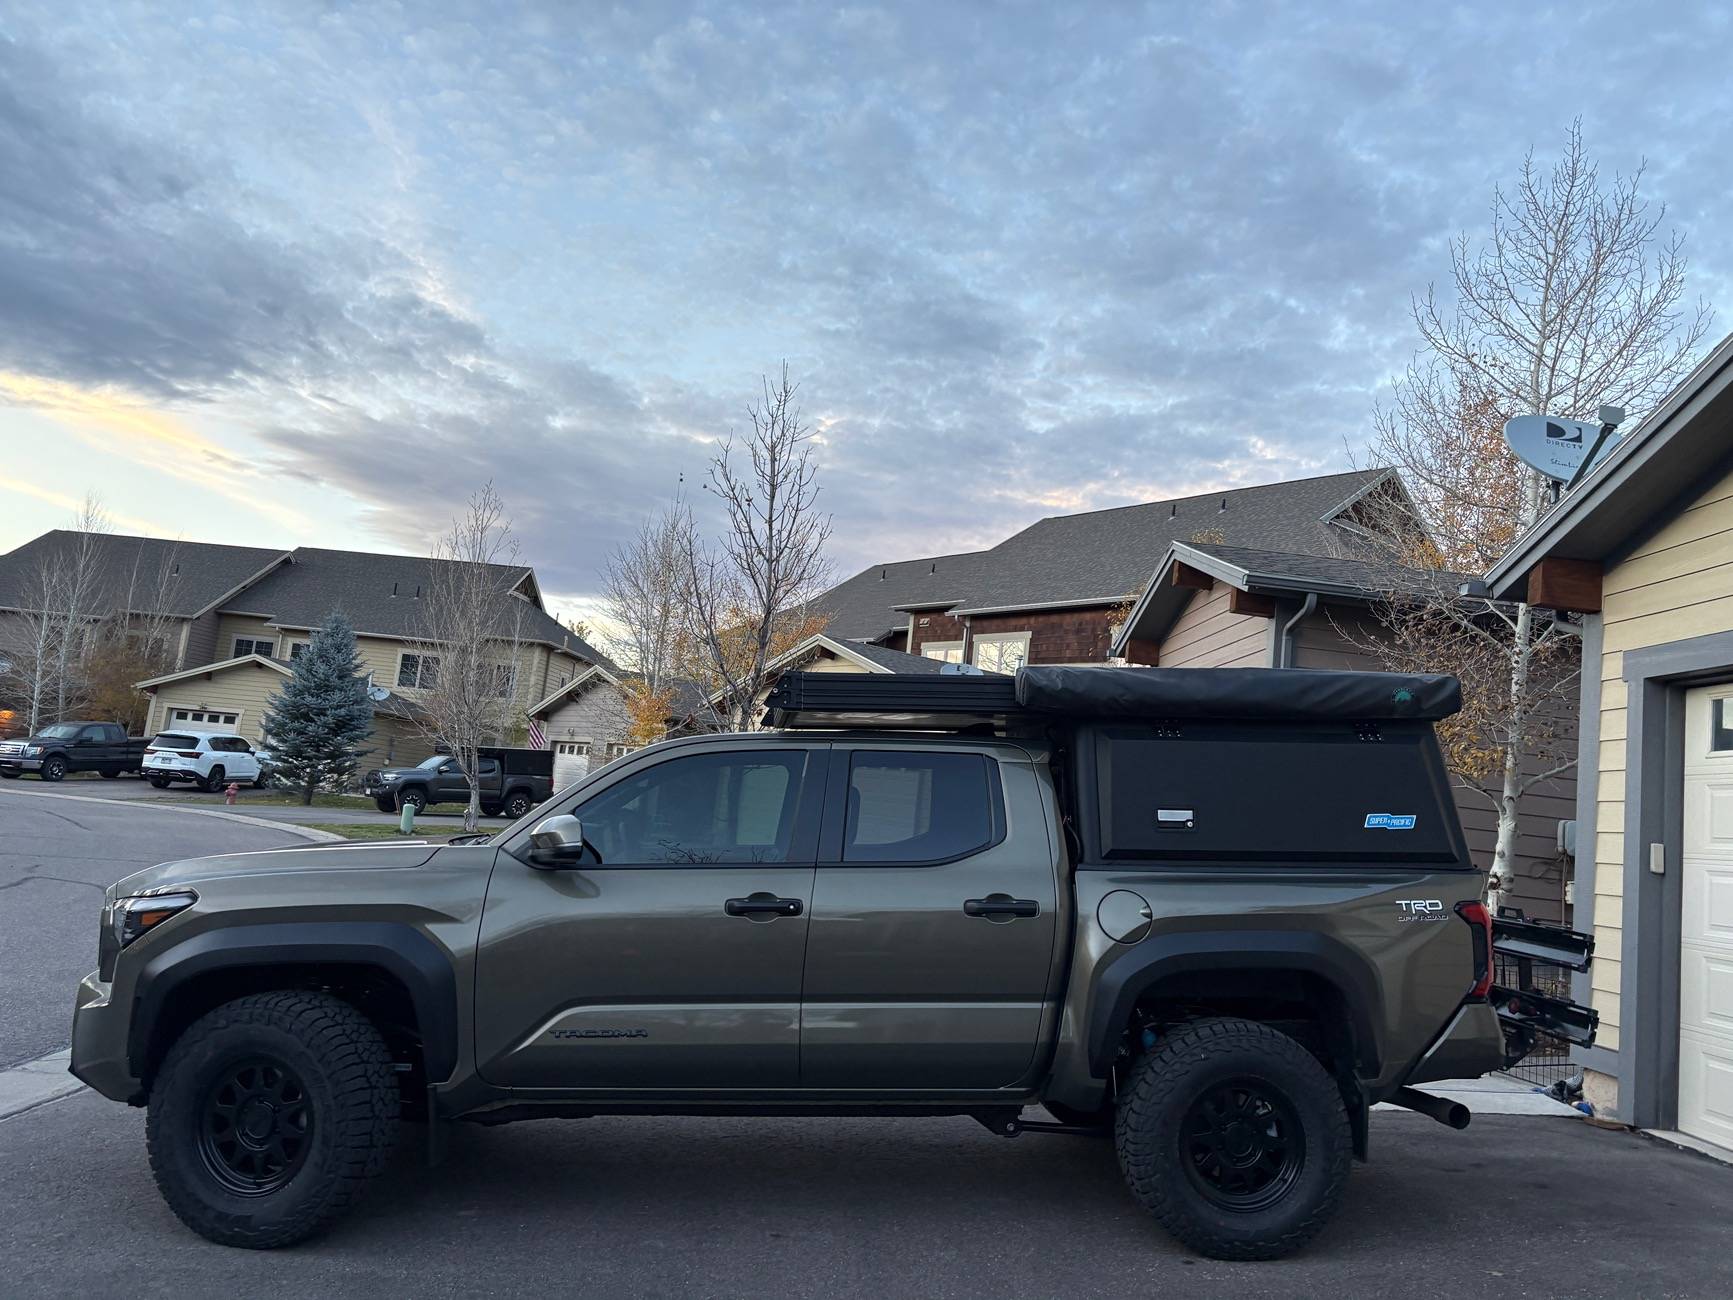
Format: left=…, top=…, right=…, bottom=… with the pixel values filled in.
left=69, top=971, right=142, bottom=1103
left=1401, top=1000, right=1506, bottom=1089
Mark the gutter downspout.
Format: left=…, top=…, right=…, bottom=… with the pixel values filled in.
left=1276, top=592, right=1318, bottom=668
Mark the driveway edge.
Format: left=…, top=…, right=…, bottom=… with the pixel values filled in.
left=0, top=786, right=343, bottom=843
left=0, top=1050, right=84, bottom=1121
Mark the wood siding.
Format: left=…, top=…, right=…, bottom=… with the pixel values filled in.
left=1585, top=457, right=1733, bottom=1050
left=1159, top=585, right=1269, bottom=668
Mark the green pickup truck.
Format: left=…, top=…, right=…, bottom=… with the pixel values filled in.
left=70, top=667, right=1595, bottom=1258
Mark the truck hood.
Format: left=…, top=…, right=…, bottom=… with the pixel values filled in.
left=112, top=840, right=446, bottom=897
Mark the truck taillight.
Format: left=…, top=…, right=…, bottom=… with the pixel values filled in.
left=1457, top=901, right=1493, bottom=999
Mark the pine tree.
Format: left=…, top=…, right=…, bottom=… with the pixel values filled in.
left=262, top=612, right=374, bottom=805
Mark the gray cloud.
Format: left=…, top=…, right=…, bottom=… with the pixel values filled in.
left=1, top=2, right=1729, bottom=602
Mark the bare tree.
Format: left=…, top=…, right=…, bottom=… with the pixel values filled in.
left=409, top=483, right=528, bottom=830
left=1364, top=121, right=1711, bottom=901
left=599, top=501, right=695, bottom=745
left=0, top=494, right=113, bottom=730
left=84, top=542, right=183, bottom=730
left=681, top=365, right=834, bottom=730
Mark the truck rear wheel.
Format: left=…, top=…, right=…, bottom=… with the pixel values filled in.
left=503, top=790, right=533, bottom=819
left=146, top=990, right=400, bottom=1249
left=1114, top=1017, right=1350, bottom=1261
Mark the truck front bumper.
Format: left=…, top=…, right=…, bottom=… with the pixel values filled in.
left=0, top=758, right=44, bottom=773
left=69, top=971, right=143, bottom=1104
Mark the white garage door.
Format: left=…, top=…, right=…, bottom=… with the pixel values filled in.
left=1680, top=685, right=1733, bottom=1149
left=168, top=709, right=240, bottom=735
left=553, top=741, right=591, bottom=789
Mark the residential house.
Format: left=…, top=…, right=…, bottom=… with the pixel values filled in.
left=812, top=468, right=1575, bottom=923
left=0, top=532, right=616, bottom=772
left=1485, top=331, right=1733, bottom=1150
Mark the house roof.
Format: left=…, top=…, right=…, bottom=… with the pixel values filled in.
left=1485, top=330, right=1733, bottom=599
left=814, top=469, right=1397, bottom=639
left=0, top=532, right=289, bottom=620
left=220, top=547, right=615, bottom=666
left=528, top=663, right=623, bottom=716
left=1111, top=540, right=1467, bottom=655
left=135, top=653, right=292, bottom=689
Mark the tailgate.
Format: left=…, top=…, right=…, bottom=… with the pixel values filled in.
left=1492, top=909, right=1599, bottom=1066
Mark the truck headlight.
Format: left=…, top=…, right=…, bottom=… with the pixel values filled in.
left=23, top=745, right=39, bottom=756
left=109, top=892, right=198, bottom=950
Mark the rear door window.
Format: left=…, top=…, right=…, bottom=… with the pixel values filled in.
left=842, top=752, right=1002, bottom=864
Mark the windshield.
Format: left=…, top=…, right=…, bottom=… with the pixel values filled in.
left=415, top=755, right=450, bottom=770
left=36, top=723, right=82, bottom=740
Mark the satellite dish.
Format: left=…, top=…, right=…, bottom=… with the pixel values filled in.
left=1502, top=414, right=1614, bottom=483
left=368, top=686, right=391, bottom=702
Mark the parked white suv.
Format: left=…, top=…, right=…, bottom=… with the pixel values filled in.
left=143, top=731, right=265, bottom=792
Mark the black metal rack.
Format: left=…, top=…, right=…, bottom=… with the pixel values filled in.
left=764, top=671, right=1025, bottom=731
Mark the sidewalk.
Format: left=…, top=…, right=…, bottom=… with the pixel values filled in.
left=1375, top=1072, right=1584, bottom=1117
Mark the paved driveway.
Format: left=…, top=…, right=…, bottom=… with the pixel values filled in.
left=2, top=1098, right=1729, bottom=1299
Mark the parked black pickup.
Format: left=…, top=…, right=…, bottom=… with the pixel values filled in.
left=363, top=746, right=553, bottom=819
left=0, top=721, right=148, bottom=781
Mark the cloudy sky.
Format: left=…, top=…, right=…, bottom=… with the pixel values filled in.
left=1, top=1, right=1727, bottom=620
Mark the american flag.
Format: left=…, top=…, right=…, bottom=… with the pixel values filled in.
left=526, top=718, right=545, bottom=749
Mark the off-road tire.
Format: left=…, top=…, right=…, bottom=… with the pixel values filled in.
left=1115, top=1017, right=1350, bottom=1261
left=146, top=990, right=400, bottom=1249
left=503, top=790, right=533, bottom=819
left=100, top=768, right=120, bottom=779
left=40, top=755, right=67, bottom=782
left=480, top=803, right=502, bottom=819
left=1, top=769, right=20, bottom=778
left=201, top=764, right=226, bottom=794
left=397, top=788, right=426, bottom=814
left=149, top=776, right=171, bottom=789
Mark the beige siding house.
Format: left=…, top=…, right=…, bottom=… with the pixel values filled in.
left=1488, top=333, right=1733, bottom=1152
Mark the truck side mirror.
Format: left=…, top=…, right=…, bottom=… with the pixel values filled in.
left=528, top=814, right=588, bottom=867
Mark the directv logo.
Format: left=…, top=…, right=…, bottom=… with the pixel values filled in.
left=1545, top=421, right=1583, bottom=444
left=1364, top=813, right=1418, bottom=830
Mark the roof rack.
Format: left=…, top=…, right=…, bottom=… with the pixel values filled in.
left=765, top=666, right=1462, bottom=733
left=765, top=671, right=1025, bottom=732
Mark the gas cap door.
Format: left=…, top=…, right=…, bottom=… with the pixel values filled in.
left=1097, top=890, right=1153, bottom=944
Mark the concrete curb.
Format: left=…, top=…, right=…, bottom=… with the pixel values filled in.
left=0, top=1050, right=85, bottom=1121
left=0, top=786, right=344, bottom=843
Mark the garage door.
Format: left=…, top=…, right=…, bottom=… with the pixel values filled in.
left=1680, top=685, right=1733, bottom=1149
left=168, top=709, right=240, bottom=735
left=553, top=741, right=591, bottom=788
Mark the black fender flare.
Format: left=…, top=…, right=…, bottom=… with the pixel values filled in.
left=129, top=921, right=459, bottom=1082
left=1087, top=929, right=1385, bottom=1077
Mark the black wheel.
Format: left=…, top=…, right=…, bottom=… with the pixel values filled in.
left=373, top=797, right=395, bottom=814
left=149, top=776, right=171, bottom=789
left=40, top=755, right=67, bottom=782
left=480, top=803, right=502, bottom=819
left=100, top=768, right=120, bottom=779
left=201, top=764, right=226, bottom=794
left=0, top=769, right=19, bottom=779
left=503, top=790, right=533, bottom=819
left=1115, top=1018, right=1350, bottom=1261
left=146, top=991, right=400, bottom=1249
left=397, top=789, right=426, bottom=814
left=252, top=772, right=268, bottom=789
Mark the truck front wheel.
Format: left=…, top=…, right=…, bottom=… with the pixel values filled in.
left=146, top=991, right=400, bottom=1249
left=39, top=755, right=66, bottom=782
left=1115, top=1017, right=1350, bottom=1261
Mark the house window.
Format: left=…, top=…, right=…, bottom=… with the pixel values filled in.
left=493, top=664, right=517, bottom=698
left=233, top=637, right=275, bottom=659
left=1713, top=698, right=1733, bottom=753
left=922, top=641, right=964, bottom=664
left=971, top=631, right=1031, bottom=674
left=289, top=642, right=308, bottom=660
left=398, top=653, right=440, bottom=689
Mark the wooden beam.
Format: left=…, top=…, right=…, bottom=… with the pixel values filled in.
left=1526, top=557, right=1602, bottom=613
left=1229, top=588, right=1277, bottom=618
left=1171, top=561, right=1214, bottom=591
left=1124, top=639, right=1159, bottom=666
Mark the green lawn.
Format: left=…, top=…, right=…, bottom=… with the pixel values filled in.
left=305, top=821, right=509, bottom=842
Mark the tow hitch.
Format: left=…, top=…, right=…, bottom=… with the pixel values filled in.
left=1492, top=908, right=1599, bottom=1067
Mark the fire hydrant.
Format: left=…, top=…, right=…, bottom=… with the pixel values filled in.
left=224, top=782, right=240, bottom=806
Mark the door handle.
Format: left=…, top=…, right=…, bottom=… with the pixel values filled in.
left=964, top=896, right=1040, bottom=919
left=725, top=895, right=803, bottom=918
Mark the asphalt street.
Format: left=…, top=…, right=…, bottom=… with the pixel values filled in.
left=0, top=788, right=307, bottom=1068
left=5, top=773, right=491, bottom=826
left=3, top=1097, right=1731, bottom=1299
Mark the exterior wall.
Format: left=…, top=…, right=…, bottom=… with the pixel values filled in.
left=359, top=717, right=435, bottom=771
left=966, top=606, right=1118, bottom=665
left=910, top=610, right=967, bottom=656
left=179, top=610, right=218, bottom=669
left=213, top=614, right=288, bottom=660
left=144, top=661, right=290, bottom=742
left=1291, top=605, right=1577, bottom=925
left=541, top=681, right=633, bottom=755
left=1158, top=585, right=1269, bottom=668
left=1584, top=458, right=1733, bottom=1053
